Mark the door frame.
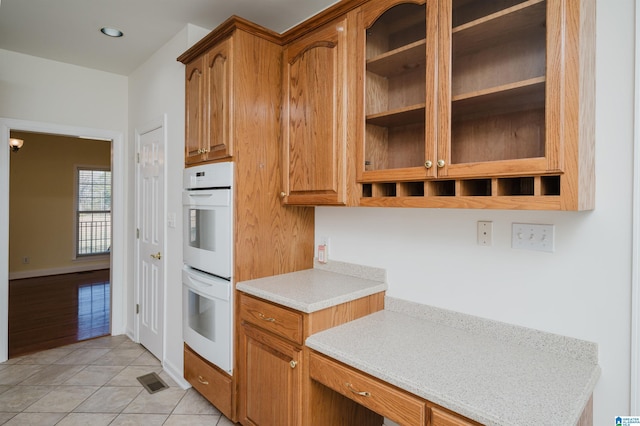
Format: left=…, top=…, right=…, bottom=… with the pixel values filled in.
left=632, top=2, right=640, bottom=413
left=134, top=115, right=167, bottom=359
left=0, top=117, right=125, bottom=361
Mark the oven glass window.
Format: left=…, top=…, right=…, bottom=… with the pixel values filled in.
left=188, top=209, right=216, bottom=251
left=187, top=288, right=216, bottom=341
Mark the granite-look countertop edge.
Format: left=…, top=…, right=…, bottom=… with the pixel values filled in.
left=238, top=280, right=387, bottom=313
left=306, top=309, right=600, bottom=426
left=313, top=259, right=386, bottom=282
left=236, top=262, right=387, bottom=313
left=385, top=296, right=599, bottom=364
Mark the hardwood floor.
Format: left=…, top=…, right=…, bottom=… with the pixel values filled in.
left=8, top=269, right=111, bottom=358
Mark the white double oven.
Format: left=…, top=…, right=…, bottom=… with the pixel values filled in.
left=182, top=162, right=233, bottom=374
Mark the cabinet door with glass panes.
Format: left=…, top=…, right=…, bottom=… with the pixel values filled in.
left=437, top=0, right=550, bottom=181
left=359, top=0, right=594, bottom=210
left=358, top=0, right=438, bottom=188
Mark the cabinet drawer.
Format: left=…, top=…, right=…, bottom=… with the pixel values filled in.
left=184, top=345, right=232, bottom=418
left=309, top=352, right=426, bottom=426
left=239, top=294, right=303, bottom=345
left=430, top=405, right=481, bottom=426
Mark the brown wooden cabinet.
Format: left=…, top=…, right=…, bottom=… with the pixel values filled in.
left=309, top=350, right=483, bottom=426
left=184, top=344, right=233, bottom=419
left=179, top=17, right=315, bottom=422
left=358, top=0, right=435, bottom=182
left=358, top=0, right=595, bottom=210
left=239, top=297, right=304, bottom=425
left=281, top=12, right=360, bottom=206
left=184, top=37, right=232, bottom=165
left=237, top=292, right=385, bottom=426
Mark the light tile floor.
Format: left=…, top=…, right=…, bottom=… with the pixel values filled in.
left=0, top=335, right=234, bottom=425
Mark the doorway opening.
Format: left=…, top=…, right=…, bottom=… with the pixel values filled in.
left=0, top=118, right=125, bottom=362
left=7, top=130, right=112, bottom=357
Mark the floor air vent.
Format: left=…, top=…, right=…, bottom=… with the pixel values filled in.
left=137, top=372, right=169, bottom=394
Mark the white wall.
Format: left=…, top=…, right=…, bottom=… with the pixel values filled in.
left=0, top=49, right=127, bottom=130
left=315, top=1, right=634, bottom=425
left=127, top=24, right=209, bottom=381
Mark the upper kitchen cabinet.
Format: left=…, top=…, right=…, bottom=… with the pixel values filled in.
left=357, top=0, right=436, bottom=182
left=180, top=18, right=284, bottom=167
left=281, top=12, right=360, bottom=206
left=359, top=0, right=595, bottom=210
left=183, top=38, right=232, bottom=165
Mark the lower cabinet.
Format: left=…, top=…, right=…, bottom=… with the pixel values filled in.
left=309, top=351, right=426, bottom=426
left=183, top=344, right=233, bottom=420
left=309, top=350, right=482, bottom=426
left=240, top=323, right=302, bottom=425
left=237, top=291, right=385, bottom=426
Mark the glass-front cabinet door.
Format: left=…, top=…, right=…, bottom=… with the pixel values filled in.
left=438, top=0, right=551, bottom=180
left=358, top=0, right=437, bottom=185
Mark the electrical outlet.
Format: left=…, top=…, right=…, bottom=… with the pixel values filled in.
left=317, top=236, right=330, bottom=263
left=477, top=221, right=493, bottom=246
left=512, top=223, right=555, bottom=252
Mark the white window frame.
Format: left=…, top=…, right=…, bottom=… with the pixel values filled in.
left=74, top=165, right=112, bottom=260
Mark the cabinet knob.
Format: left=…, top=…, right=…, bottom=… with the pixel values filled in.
left=290, top=360, right=298, bottom=369
left=424, top=160, right=433, bottom=169
left=437, top=159, right=446, bottom=168
left=280, top=192, right=286, bottom=198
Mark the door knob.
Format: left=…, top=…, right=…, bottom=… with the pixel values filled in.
left=150, top=252, right=162, bottom=260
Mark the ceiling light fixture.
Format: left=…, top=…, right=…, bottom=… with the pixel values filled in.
left=9, top=138, right=24, bottom=152
left=100, top=27, right=123, bottom=38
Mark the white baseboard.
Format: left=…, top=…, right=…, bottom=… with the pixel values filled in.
left=163, top=357, right=191, bottom=389
left=8, top=262, right=110, bottom=280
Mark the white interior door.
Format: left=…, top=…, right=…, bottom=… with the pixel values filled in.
left=136, top=122, right=165, bottom=360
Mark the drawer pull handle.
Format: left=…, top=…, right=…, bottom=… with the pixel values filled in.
left=259, top=313, right=276, bottom=322
left=346, top=382, right=371, bottom=397
left=197, top=375, right=209, bottom=385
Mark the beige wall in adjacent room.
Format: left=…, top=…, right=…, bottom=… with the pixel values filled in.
left=9, top=131, right=111, bottom=277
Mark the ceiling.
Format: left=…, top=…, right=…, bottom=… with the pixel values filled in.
left=0, top=0, right=338, bottom=76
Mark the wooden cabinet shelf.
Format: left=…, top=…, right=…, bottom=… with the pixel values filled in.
left=452, top=77, right=545, bottom=120
left=366, top=39, right=426, bottom=77
left=452, top=0, right=547, bottom=57
left=366, top=103, right=426, bottom=127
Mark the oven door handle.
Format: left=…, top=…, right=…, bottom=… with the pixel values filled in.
left=186, top=192, right=214, bottom=197
left=183, top=267, right=231, bottom=301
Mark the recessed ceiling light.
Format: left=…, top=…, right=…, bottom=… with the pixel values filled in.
left=100, top=27, right=123, bottom=38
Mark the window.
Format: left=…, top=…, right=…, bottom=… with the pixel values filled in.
left=76, top=168, right=111, bottom=257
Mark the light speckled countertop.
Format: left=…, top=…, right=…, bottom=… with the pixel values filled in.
left=235, top=260, right=387, bottom=313
left=306, top=297, right=601, bottom=426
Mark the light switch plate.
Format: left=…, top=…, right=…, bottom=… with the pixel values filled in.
left=512, top=223, right=554, bottom=252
